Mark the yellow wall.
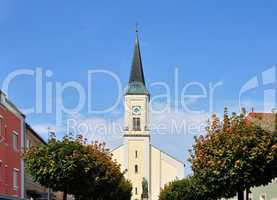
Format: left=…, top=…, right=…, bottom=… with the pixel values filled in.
left=128, top=140, right=146, bottom=200
left=151, top=146, right=161, bottom=200
left=112, top=92, right=184, bottom=200
left=112, top=145, right=124, bottom=171
left=112, top=144, right=184, bottom=200
left=151, top=146, right=184, bottom=200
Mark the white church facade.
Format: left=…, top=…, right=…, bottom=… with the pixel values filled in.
left=112, top=32, right=184, bottom=200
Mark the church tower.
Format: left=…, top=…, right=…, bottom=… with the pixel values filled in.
left=123, top=30, right=151, bottom=200
left=112, top=30, right=184, bottom=200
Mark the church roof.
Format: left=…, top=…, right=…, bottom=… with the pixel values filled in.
left=151, top=144, right=185, bottom=165
left=125, top=30, right=149, bottom=96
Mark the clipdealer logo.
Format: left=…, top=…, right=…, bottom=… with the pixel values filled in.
left=239, top=66, right=276, bottom=112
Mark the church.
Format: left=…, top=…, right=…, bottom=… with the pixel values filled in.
left=112, top=31, right=185, bottom=200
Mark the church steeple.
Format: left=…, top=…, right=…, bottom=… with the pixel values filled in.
left=128, top=29, right=145, bottom=85
left=126, top=29, right=149, bottom=95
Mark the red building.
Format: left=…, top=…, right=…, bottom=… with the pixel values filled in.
left=246, top=111, right=276, bottom=132
left=0, top=91, right=25, bottom=200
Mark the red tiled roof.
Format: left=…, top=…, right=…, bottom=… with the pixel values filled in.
left=246, top=112, right=276, bottom=132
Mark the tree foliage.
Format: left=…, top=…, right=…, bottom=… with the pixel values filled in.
left=190, top=109, right=277, bottom=199
left=159, top=109, right=277, bottom=200
left=159, top=176, right=211, bottom=200
left=24, top=134, right=132, bottom=200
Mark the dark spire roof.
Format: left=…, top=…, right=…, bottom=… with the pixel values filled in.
left=126, top=30, right=149, bottom=95
left=128, top=30, right=146, bottom=85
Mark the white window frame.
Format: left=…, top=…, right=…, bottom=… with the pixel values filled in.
left=12, top=131, right=19, bottom=151
left=12, top=168, right=19, bottom=191
left=0, top=160, right=3, bottom=182
left=0, top=116, right=3, bottom=143
left=26, top=138, right=31, bottom=149
left=4, top=125, right=7, bottom=143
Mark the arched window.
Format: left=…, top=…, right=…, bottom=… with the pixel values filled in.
left=135, top=150, right=138, bottom=158
left=133, top=118, right=141, bottom=131
left=135, top=165, right=138, bottom=173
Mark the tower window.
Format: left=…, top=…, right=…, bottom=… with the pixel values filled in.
left=133, top=118, right=141, bottom=131
left=135, top=187, right=138, bottom=194
left=135, top=165, right=138, bottom=173
left=135, top=150, right=138, bottom=158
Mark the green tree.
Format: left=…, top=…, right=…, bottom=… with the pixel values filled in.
left=159, top=176, right=212, bottom=200
left=159, top=179, right=191, bottom=200
left=75, top=178, right=132, bottom=200
left=24, top=135, right=132, bottom=200
left=111, top=178, right=133, bottom=200
left=190, top=109, right=277, bottom=200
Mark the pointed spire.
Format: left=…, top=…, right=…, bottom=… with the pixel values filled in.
left=126, top=26, right=149, bottom=95
left=128, top=25, right=146, bottom=86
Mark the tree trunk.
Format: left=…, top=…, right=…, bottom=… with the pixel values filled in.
left=246, top=188, right=250, bottom=200
left=238, top=189, right=244, bottom=200
left=63, top=191, right=67, bottom=200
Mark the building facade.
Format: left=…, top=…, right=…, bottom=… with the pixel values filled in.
left=249, top=179, right=277, bottom=200
left=112, top=32, right=184, bottom=200
left=0, top=91, right=25, bottom=200
left=227, top=112, right=277, bottom=200
left=247, top=112, right=277, bottom=200
left=25, top=124, right=51, bottom=200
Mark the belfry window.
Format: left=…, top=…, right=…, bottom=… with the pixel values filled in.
left=135, top=165, right=138, bottom=173
left=133, top=118, right=140, bottom=131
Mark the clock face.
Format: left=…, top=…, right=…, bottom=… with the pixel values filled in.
left=132, top=106, right=141, bottom=115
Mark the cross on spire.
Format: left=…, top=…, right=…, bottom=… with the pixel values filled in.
left=135, top=23, right=139, bottom=43
left=135, top=23, right=139, bottom=33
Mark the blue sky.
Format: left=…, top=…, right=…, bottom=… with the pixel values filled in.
left=0, top=0, right=276, bottom=174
